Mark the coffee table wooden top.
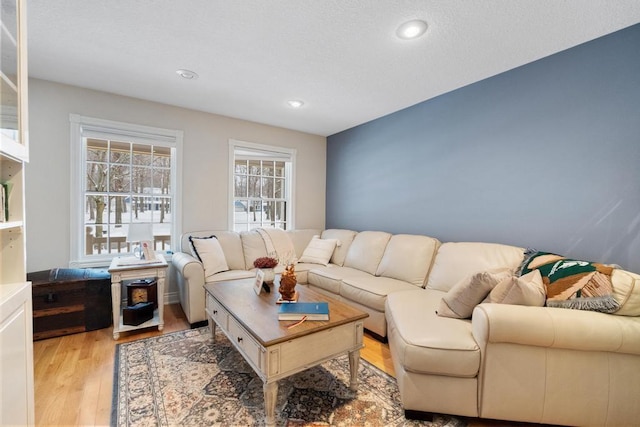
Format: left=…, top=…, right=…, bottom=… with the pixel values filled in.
left=204, top=277, right=368, bottom=347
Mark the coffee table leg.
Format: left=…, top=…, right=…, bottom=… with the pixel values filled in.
left=348, top=349, right=360, bottom=391
left=264, top=381, right=278, bottom=426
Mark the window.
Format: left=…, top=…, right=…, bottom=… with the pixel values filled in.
left=70, top=115, right=182, bottom=266
left=229, top=140, right=295, bottom=232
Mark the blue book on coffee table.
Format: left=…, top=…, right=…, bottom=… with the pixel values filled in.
left=278, top=302, right=329, bottom=321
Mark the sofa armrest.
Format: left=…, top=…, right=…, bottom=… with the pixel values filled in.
left=172, top=252, right=206, bottom=324
left=472, top=303, right=640, bottom=356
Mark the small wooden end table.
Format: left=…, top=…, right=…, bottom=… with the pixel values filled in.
left=108, top=256, right=168, bottom=340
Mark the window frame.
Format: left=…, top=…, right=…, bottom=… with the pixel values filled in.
left=228, top=139, right=296, bottom=232
left=70, top=114, right=183, bottom=267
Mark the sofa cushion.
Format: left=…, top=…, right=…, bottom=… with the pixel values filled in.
left=286, top=229, right=322, bottom=260
left=212, top=231, right=246, bottom=271
left=426, top=242, right=525, bottom=292
left=321, top=229, right=357, bottom=266
left=386, top=289, right=480, bottom=377
left=343, top=231, right=392, bottom=275
left=483, top=270, right=546, bottom=307
left=611, top=268, right=640, bottom=316
left=341, top=276, right=417, bottom=312
left=298, top=236, right=340, bottom=266
left=188, top=235, right=229, bottom=280
left=437, top=269, right=512, bottom=319
left=240, top=230, right=269, bottom=270
left=375, top=234, right=439, bottom=287
left=307, top=266, right=369, bottom=295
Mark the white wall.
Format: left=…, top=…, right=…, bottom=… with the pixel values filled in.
left=26, top=79, right=326, bottom=296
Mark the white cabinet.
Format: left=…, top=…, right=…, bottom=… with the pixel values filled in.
left=0, top=0, right=33, bottom=425
left=0, top=282, right=34, bottom=426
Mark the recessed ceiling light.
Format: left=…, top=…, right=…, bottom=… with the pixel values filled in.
left=287, top=100, right=304, bottom=108
left=176, top=69, right=198, bottom=80
left=396, top=19, right=428, bottom=40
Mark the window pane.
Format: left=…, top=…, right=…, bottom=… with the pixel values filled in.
left=274, top=178, right=284, bottom=198
left=86, top=139, right=108, bottom=161
left=248, top=176, right=260, bottom=197
left=152, top=169, right=171, bottom=193
left=153, top=146, right=171, bottom=167
left=248, top=160, right=260, bottom=175
left=110, top=141, right=130, bottom=164
left=235, top=160, right=247, bottom=174
left=132, top=166, right=152, bottom=193
left=85, top=195, right=108, bottom=225
left=108, top=195, right=129, bottom=225
left=262, top=161, right=274, bottom=176
left=109, top=164, right=131, bottom=192
left=107, top=224, right=129, bottom=254
left=234, top=175, right=247, bottom=197
left=275, top=161, right=285, bottom=177
left=86, top=162, right=108, bottom=191
left=260, top=177, right=272, bottom=198
left=275, top=201, right=286, bottom=222
left=132, top=143, right=152, bottom=165
left=155, top=196, right=172, bottom=224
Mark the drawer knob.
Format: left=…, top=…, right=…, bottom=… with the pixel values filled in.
left=237, top=337, right=243, bottom=343
left=213, top=309, right=218, bottom=315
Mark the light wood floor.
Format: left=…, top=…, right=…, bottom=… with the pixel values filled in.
left=33, top=303, right=536, bottom=426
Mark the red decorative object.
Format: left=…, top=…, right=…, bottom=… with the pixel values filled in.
left=254, top=257, right=278, bottom=269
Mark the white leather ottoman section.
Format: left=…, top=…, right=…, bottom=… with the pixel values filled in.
left=386, top=289, right=480, bottom=377
left=389, top=322, right=479, bottom=417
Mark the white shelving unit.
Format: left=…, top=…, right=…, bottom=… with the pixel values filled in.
left=0, top=0, right=33, bottom=425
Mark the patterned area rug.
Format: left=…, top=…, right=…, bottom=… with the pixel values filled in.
left=111, top=327, right=467, bottom=426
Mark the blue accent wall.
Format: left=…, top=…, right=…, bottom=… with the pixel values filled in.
left=327, top=23, right=640, bottom=273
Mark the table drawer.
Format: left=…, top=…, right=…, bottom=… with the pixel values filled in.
left=228, top=316, right=263, bottom=372
left=278, top=322, right=358, bottom=374
left=206, top=294, right=228, bottom=331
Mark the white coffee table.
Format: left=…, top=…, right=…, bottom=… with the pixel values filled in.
left=204, top=277, right=368, bottom=426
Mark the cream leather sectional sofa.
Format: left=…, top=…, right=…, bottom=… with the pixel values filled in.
left=172, top=228, right=640, bottom=426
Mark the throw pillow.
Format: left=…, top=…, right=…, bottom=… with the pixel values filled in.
left=189, top=235, right=229, bottom=280
left=298, top=235, right=340, bottom=266
left=520, top=250, right=620, bottom=313
left=437, top=269, right=512, bottom=319
left=483, top=270, right=546, bottom=306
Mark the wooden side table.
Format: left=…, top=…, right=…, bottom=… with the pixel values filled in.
left=108, top=256, right=168, bottom=340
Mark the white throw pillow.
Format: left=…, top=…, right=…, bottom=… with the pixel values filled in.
left=189, top=235, right=229, bottom=280
left=298, top=236, right=340, bottom=266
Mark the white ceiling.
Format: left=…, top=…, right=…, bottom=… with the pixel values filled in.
left=27, top=1, right=640, bottom=137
